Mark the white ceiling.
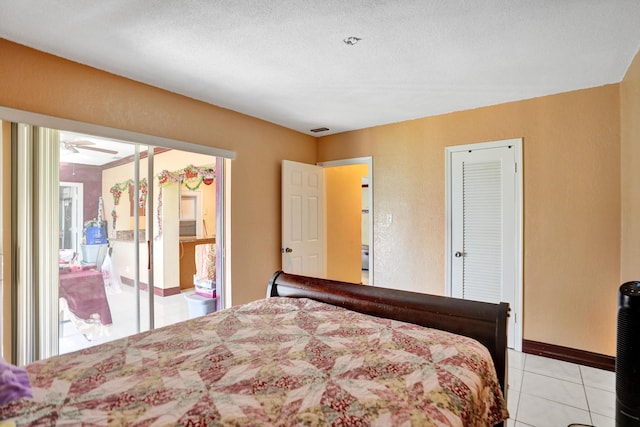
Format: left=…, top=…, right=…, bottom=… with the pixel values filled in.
left=1, top=1, right=639, bottom=136
left=59, top=131, right=137, bottom=166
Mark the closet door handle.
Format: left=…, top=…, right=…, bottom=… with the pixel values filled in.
left=454, top=251, right=464, bottom=258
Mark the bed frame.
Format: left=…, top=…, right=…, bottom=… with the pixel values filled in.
left=267, top=271, right=509, bottom=396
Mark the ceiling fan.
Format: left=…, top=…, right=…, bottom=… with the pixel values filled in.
left=61, top=140, right=118, bottom=155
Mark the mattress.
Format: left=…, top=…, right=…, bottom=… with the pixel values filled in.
left=1, top=297, right=508, bottom=426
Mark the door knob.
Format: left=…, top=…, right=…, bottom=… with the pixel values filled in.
left=454, top=251, right=464, bottom=258
left=281, top=247, right=293, bottom=253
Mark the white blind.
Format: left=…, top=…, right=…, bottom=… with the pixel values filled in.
left=462, top=160, right=502, bottom=303
left=14, top=124, right=60, bottom=364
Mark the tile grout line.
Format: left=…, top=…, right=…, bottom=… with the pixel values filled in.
left=579, top=365, right=594, bottom=426
left=522, top=369, right=584, bottom=386
left=510, top=350, right=616, bottom=425
left=513, top=352, right=525, bottom=424
left=512, top=389, right=521, bottom=424
left=517, top=390, right=592, bottom=414
left=519, top=358, right=592, bottom=416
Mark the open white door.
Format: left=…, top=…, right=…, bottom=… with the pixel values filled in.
left=282, top=160, right=326, bottom=278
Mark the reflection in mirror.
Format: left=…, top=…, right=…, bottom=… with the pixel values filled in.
left=57, top=131, right=221, bottom=356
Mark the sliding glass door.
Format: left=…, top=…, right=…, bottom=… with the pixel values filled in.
left=12, top=124, right=222, bottom=362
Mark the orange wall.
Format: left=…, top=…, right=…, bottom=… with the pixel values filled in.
left=326, top=164, right=368, bottom=283
left=318, top=85, right=622, bottom=356
left=0, top=39, right=316, bottom=358
left=621, top=50, right=640, bottom=282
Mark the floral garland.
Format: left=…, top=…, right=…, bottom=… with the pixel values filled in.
left=110, top=178, right=148, bottom=207
left=154, top=187, right=163, bottom=240
left=98, top=196, right=104, bottom=221
left=157, top=164, right=215, bottom=191
left=109, top=181, right=129, bottom=205
left=109, top=165, right=213, bottom=236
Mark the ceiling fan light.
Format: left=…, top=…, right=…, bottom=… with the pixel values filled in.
left=62, top=142, right=79, bottom=153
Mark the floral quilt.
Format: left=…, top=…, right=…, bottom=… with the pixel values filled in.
left=1, top=297, right=508, bottom=426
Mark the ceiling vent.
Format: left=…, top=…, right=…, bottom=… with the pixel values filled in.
left=343, top=36, right=362, bottom=46
left=310, top=127, right=330, bottom=133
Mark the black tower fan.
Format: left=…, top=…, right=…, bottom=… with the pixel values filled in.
left=617, top=281, right=640, bottom=426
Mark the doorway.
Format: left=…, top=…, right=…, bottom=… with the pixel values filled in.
left=59, top=182, right=83, bottom=254
left=281, top=157, right=373, bottom=286
left=445, top=138, right=522, bottom=350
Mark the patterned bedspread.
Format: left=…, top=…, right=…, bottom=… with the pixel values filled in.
left=1, top=297, right=508, bottom=426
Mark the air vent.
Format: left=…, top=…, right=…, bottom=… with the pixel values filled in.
left=310, top=127, right=329, bottom=133
left=343, top=36, right=362, bottom=46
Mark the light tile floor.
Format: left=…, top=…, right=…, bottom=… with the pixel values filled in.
left=507, top=349, right=615, bottom=427
left=59, top=284, right=192, bottom=354
left=61, top=294, right=616, bottom=427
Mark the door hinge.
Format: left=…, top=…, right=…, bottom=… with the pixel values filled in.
left=514, top=162, right=518, bottom=173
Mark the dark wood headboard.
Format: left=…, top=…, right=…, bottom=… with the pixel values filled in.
left=267, top=271, right=509, bottom=396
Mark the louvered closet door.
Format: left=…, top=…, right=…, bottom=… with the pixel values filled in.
left=451, top=145, right=516, bottom=347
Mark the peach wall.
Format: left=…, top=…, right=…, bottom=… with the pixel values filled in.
left=0, top=37, right=631, bottom=359
left=0, top=39, right=316, bottom=358
left=621, top=50, right=640, bottom=282
left=326, top=164, right=368, bottom=283
left=318, top=85, right=621, bottom=356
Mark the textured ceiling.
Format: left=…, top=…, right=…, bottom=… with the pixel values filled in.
left=1, top=1, right=639, bottom=136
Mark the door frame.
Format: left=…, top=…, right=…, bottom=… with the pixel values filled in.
left=180, top=190, right=204, bottom=236
left=445, top=139, right=522, bottom=350
left=59, top=182, right=84, bottom=253
left=318, top=156, right=374, bottom=286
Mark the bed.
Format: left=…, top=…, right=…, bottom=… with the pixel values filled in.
left=1, top=271, right=509, bottom=426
